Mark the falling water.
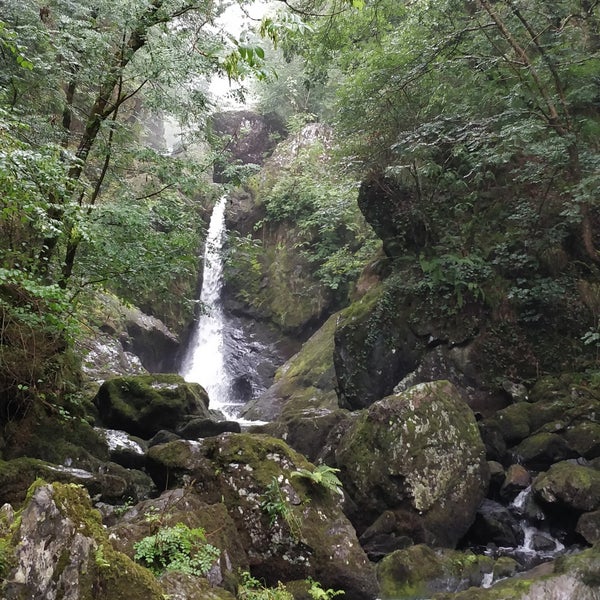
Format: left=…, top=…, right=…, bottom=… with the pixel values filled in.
left=181, top=195, right=234, bottom=418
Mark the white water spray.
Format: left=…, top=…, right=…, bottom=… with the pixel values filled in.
left=181, top=196, right=234, bottom=417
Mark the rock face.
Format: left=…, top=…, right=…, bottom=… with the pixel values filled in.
left=146, top=433, right=379, bottom=600
left=2, top=482, right=165, bottom=600
left=333, top=285, right=424, bottom=410
left=334, top=381, right=489, bottom=546
left=211, top=111, right=286, bottom=183
left=94, top=374, right=210, bottom=438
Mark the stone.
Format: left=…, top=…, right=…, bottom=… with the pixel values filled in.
left=466, top=499, right=523, bottom=548
left=377, top=545, right=494, bottom=599
left=500, top=464, right=532, bottom=501
left=358, top=510, right=415, bottom=562
left=2, top=482, right=165, bottom=600
left=576, top=510, right=600, bottom=544
left=146, top=433, right=379, bottom=600
left=510, top=433, right=577, bottom=470
left=431, top=545, right=600, bottom=599
left=178, top=418, right=242, bottom=439
left=109, top=487, right=248, bottom=583
left=334, top=381, right=489, bottom=546
left=333, top=285, right=424, bottom=410
left=532, top=461, right=600, bottom=512
left=94, top=374, right=210, bottom=438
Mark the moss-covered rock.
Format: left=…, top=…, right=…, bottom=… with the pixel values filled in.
left=0, top=456, right=154, bottom=506
left=334, top=381, right=489, bottom=545
left=377, top=544, right=494, bottom=599
left=432, top=545, right=600, bottom=599
left=509, top=433, right=576, bottom=470
left=146, top=433, right=379, bottom=600
left=2, top=482, right=166, bottom=600
left=333, top=284, right=424, bottom=410
left=532, top=461, right=600, bottom=512
left=109, top=487, right=248, bottom=588
left=94, top=374, right=210, bottom=438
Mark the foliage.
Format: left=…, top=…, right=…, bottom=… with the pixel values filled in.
left=255, top=135, right=378, bottom=296
left=307, top=578, right=345, bottom=600
left=417, top=253, right=492, bottom=312
left=237, top=571, right=294, bottom=600
left=133, top=522, right=220, bottom=577
left=260, top=477, right=302, bottom=538
left=291, top=464, right=343, bottom=494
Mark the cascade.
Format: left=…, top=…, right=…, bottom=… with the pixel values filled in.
left=180, top=195, right=237, bottom=418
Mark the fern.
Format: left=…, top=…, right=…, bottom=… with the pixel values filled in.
left=291, top=465, right=343, bottom=494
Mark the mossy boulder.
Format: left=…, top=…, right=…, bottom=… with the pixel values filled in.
left=377, top=545, right=495, bottom=599
left=509, top=433, right=577, bottom=470
left=532, top=461, right=600, bottom=512
left=2, top=482, right=166, bottom=600
left=334, top=381, right=489, bottom=545
left=146, top=433, right=379, bottom=600
left=109, top=487, right=248, bottom=588
left=0, top=456, right=154, bottom=506
left=94, top=374, right=210, bottom=438
left=432, top=545, right=600, bottom=600
left=333, top=284, right=424, bottom=410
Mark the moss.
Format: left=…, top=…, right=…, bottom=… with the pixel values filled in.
left=490, top=403, right=532, bottom=445
left=533, top=461, right=600, bottom=511
left=377, top=545, right=494, bottom=600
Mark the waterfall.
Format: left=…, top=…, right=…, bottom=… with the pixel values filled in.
left=181, top=195, right=235, bottom=418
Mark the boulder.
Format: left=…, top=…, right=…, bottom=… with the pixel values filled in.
left=122, top=307, right=180, bottom=372
left=333, top=285, right=424, bottom=410
left=334, top=381, right=489, bottom=545
left=509, top=433, right=576, bottom=470
left=2, top=482, right=166, bottom=600
left=431, top=545, right=600, bottom=600
left=178, top=418, right=241, bottom=439
left=94, top=374, right=210, bottom=438
left=466, top=499, right=523, bottom=548
left=146, top=433, right=379, bottom=600
left=377, top=545, right=494, bottom=599
left=576, top=510, right=600, bottom=544
left=0, top=457, right=154, bottom=506
left=109, top=487, right=248, bottom=586
left=532, top=461, right=600, bottom=512
left=500, top=464, right=532, bottom=501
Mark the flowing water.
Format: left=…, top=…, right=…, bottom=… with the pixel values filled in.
left=180, top=195, right=238, bottom=419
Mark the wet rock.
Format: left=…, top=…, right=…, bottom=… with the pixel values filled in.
left=500, top=464, right=532, bottom=502
left=96, top=428, right=147, bottom=470
left=148, top=429, right=181, bottom=447
left=467, top=499, right=523, bottom=548
left=358, top=510, right=415, bottom=562
left=178, top=418, right=242, bottom=439
left=486, top=402, right=532, bottom=446
left=576, top=509, right=600, bottom=544
left=487, top=461, right=505, bottom=498
left=377, top=545, right=494, bottom=599
left=432, top=545, right=600, bottom=599
left=334, top=381, right=489, bottom=546
left=146, top=433, right=379, bottom=600
left=532, top=461, right=600, bottom=512
left=94, top=374, right=210, bottom=438
left=509, top=432, right=576, bottom=470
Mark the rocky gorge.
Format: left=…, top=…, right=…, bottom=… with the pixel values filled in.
left=0, top=112, right=599, bottom=600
